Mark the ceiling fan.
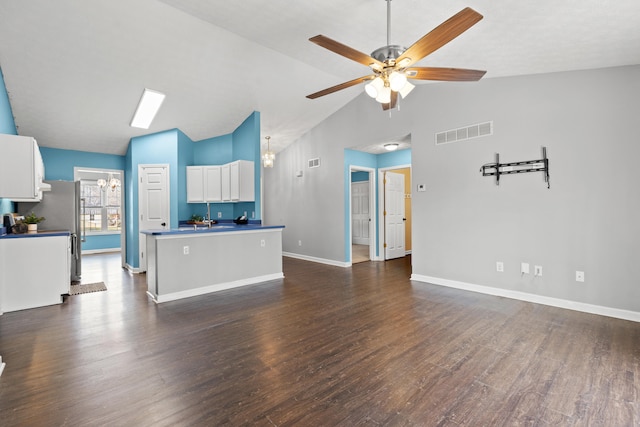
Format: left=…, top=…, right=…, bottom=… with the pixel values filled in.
left=306, top=1, right=486, bottom=110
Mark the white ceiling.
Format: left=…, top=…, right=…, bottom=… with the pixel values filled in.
left=0, top=0, right=639, bottom=156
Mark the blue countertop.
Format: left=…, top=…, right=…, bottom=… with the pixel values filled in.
left=0, top=230, right=71, bottom=239
left=141, top=223, right=284, bottom=236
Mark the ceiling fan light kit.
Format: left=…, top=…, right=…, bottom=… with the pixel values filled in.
left=307, top=1, right=486, bottom=111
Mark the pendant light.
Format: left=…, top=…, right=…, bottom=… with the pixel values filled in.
left=263, top=136, right=275, bottom=168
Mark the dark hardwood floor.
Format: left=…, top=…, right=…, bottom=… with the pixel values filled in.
left=0, top=253, right=639, bottom=426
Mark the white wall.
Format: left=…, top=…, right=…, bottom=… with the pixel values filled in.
left=264, top=64, right=640, bottom=315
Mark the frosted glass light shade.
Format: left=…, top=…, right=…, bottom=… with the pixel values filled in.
left=389, top=72, right=407, bottom=92
left=375, top=86, right=392, bottom=104
left=398, top=81, right=415, bottom=98
left=365, top=77, right=384, bottom=98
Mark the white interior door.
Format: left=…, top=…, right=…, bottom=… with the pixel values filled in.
left=384, top=171, right=405, bottom=260
left=138, top=164, right=170, bottom=272
left=352, top=181, right=370, bottom=245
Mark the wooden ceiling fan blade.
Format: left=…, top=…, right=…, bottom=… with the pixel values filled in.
left=407, top=67, right=486, bottom=81
left=396, top=7, right=483, bottom=68
left=306, top=75, right=374, bottom=99
left=382, top=91, right=398, bottom=111
left=309, top=35, right=384, bottom=69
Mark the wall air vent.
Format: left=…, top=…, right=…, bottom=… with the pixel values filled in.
left=435, top=121, right=493, bottom=145
left=308, top=158, right=320, bottom=168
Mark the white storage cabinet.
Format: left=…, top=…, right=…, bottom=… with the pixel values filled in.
left=188, top=161, right=253, bottom=203
left=186, top=166, right=222, bottom=203
left=0, top=134, right=47, bottom=201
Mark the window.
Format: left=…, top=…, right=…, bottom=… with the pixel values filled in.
left=80, top=180, right=121, bottom=233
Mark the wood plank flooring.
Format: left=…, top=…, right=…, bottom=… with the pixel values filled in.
left=1, top=253, right=639, bottom=426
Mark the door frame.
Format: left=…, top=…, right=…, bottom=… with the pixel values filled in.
left=378, top=164, right=411, bottom=260
left=349, top=166, right=377, bottom=263
left=138, top=164, right=170, bottom=272
left=74, top=166, right=126, bottom=268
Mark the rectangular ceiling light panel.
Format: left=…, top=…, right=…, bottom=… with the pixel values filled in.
left=130, top=89, right=166, bottom=129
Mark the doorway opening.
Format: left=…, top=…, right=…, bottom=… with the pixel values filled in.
left=378, top=165, right=412, bottom=260
left=349, top=166, right=376, bottom=264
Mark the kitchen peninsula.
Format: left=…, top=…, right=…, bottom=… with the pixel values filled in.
left=142, top=223, right=284, bottom=303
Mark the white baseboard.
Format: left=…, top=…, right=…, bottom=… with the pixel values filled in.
left=411, top=274, right=640, bottom=323
left=124, top=264, right=144, bottom=274
left=82, top=248, right=120, bottom=255
left=283, top=252, right=350, bottom=268
left=148, top=272, right=285, bottom=303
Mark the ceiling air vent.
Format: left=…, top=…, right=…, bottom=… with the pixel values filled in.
left=308, top=158, right=321, bottom=168
left=435, top=121, right=493, bottom=145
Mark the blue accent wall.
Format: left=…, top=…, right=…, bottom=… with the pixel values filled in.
left=177, top=129, right=194, bottom=221
left=351, top=171, right=369, bottom=182
left=232, top=111, right=261, bottom=219
left=39, top=147, right=126, bottom=251
left=0, top=67, right=18, bottom=215
left=378, top=148, right=411, bottom=169
left=40, top=147, right=125, bottom=180
left=126, top=128, right=181, bottom=268
left=194, top=134, right=233, bottom=165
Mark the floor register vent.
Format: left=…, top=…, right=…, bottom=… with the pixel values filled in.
left=308, top=158, right=321, bottom=168
left=435, top=121, right=493, bottom=145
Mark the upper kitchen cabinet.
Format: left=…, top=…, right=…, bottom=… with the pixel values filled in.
left=187, top=165, right=222, bottom=203
left=188, top=161, right=254, bottom=203
left=0, top=134, right=50, bottom=201
left=225, top=160, right=254, bottom=202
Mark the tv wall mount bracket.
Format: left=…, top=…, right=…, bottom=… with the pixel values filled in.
left=480, top=147, right=550, bottom=189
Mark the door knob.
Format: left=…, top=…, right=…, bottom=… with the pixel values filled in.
left=161, top=222, right=166, bottom=227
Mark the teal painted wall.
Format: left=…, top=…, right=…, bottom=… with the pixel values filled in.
left=378, top=149, right=411, bottom=169
left=40, top=147, right=125, bottom=180
left=126, top=129, right=180, bottom=268
left=190, top=133, right=234, bottom=220
left=194, top=134, right=233, bottom=165
left=177, top=129, right=194, bottom=221
left=0, top=67, right=18, bottom=216
left=343, top=148, right=412, bottom=262
left=39, top=147, right=126, bottom=251
left=351, top=171, right=369, bottom=182
left=231, top=112, right=261, bottom=219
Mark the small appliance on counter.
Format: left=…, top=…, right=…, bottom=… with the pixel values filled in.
left=3, top=213, right=23, bottom=234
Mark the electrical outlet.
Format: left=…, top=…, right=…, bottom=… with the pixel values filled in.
left=244, top=211, right=247, bottom=217
left=496, top=261, right=504, bottom=272
left=260, top=239, right=266, bottom=247
left=217, top=212, right=222, bottom=218
left=521, top=262, right=530, bottom=275
left=251, top=211, right=255, bottom=218
left=183, top=246, right=189, bottom=255
left=534, top=265, right=543, bottom=276
left=298, top=240, right=302, bottom=246
left=576, top=271, right=585, bottom=282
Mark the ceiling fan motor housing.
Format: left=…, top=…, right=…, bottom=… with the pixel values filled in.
left=371, top=45, right=407, bottom=66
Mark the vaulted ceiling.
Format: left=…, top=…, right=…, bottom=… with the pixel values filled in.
left=1, top=0, right=639, bottom=155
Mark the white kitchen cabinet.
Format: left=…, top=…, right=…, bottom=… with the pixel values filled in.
left=186, top=166, right=204, bottom=203
left=0, top=234, right=70, bottom=313
left=0, top=134, right=49, bottom=201
left=204, top=166, right=222, bottom=202
left=188, top=161, right=253, bottom=203
left=223, top=160, right=254, bottom=202
left=221, top=163, right=231, bottom=201
left=187, top=166, right=222, bottom=203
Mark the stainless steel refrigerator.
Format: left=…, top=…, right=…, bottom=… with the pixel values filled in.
left=18, top=180, right=82, bottom=282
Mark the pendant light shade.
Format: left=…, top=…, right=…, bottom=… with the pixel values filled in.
left=263, top=136, right=275, bottom=168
